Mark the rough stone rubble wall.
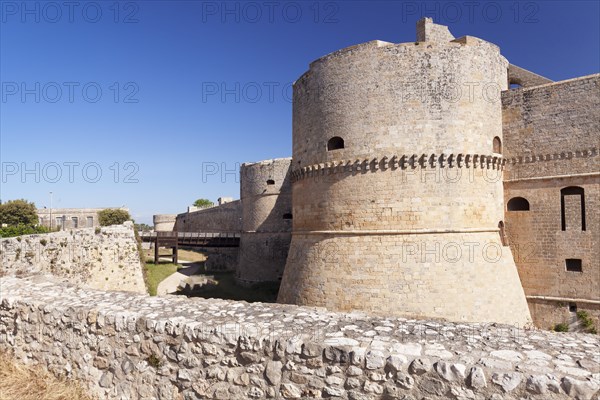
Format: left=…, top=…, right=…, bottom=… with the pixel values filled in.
left=0, top=224, right=146, bottom=294
left=1, top=276, right=599, bottom=400
left=502, top=74, right=600, bottom=331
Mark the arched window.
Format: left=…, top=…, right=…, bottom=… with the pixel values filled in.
left=507, top=197, right=530, bottom=211
left=327, top=136, right=344, bottom=151
left=493, top=136, right=502, bottom=154
left=266, top=179, right=275, bottom=185
left=282, top=213, right=293, bottom=220
left=561, top=186, right=586, bottom=231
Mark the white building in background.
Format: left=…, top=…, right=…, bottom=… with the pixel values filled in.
left=37, top=208, right=129, bottom=230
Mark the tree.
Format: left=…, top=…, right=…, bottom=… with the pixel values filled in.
left=0, top=199, right=38, bottom=226
left=135, top=223, right=152, bottom=232
left=98, top=209, right=132, bottom=226
left=193, top=198, right=213, bottom=208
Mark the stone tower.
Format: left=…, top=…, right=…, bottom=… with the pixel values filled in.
left=237, top=158, right=292, bottom=286
left=278, top=18, right=532, bottom=325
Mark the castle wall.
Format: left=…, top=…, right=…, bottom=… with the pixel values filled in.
left=279, top=32, right=531, bottom=325
left=2, top=276, right=598, bottom=400
left=174, top=200, right=242, bottom=233
left=502, top=75, right=600, bottom=331
left=0, top=224, right=146, bottom=294
left=237, top=158, right=292, bottom=286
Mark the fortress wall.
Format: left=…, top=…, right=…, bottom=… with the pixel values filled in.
left=238, top=158, right=292, bottom=286
left=2, top=276, right=599, bottom=400
left=0, top=224, right=146, bottom=294
left=280, top=33, right=532, bottom=325
left=501, top=75, right=600, bottom=331
left=174, top=200, right=242, bottom=233
left=502, top=74, right=599, bottom=180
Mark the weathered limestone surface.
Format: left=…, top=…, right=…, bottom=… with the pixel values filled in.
left=278, top=19, right=532, bottom=325
left=154, top=215, right=177, bottom=232
left=502, top=74, right=600, bottom=330
left=174, top=201, right=242, bottom=233
left=238, top=158, right=292, bottom=286
left=0, top=224, right=146, bottom=294
left=1, top=276, right=599, bottom=400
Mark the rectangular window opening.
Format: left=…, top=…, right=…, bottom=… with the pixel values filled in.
left=565, top=258, right=582, bottom=272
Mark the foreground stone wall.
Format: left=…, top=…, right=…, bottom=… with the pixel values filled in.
left=1, top=276, right=599, bottom=400
left=0, top=224, right=146, bottom=294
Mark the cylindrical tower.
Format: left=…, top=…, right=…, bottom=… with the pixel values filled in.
left=237, top=158, right=292, bottom=286
left=278, top=31, right=532, bottom=325
left=153, top=214, right=176, bottom=232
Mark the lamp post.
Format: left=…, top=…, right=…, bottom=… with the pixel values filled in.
left=49, top=192, right=53, bottom=230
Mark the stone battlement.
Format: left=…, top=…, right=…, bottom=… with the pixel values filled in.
left=291, top=153, right=507, bottom=183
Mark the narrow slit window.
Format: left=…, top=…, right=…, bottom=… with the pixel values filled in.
left=493, top=136, right=502, bottom=154
left=561, top=186, right=586, bottom=231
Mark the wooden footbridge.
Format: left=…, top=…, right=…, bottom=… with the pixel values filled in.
left=139, top=231, right=240, bottom=264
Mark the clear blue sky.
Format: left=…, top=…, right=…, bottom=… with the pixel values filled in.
left=1, top=1, right=598, bottom=224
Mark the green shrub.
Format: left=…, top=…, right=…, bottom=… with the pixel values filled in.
left=146, top=354, right=162, bottom=368
left=576, top=311, right=597, bottom=334
left=98, top=209, right=131, bottom=226
left=0, top=225, right=51, bottom=238
left=554, top=323, right=569, bottom=332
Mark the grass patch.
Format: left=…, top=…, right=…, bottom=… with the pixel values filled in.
left=0, top=351, right=93, bottom=400
left=577, top=311, right=598, bottom=334
left=144, top=262, right=179, bottom=296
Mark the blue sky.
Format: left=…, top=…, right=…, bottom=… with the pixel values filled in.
left=1, top=0, right=598, bottom=224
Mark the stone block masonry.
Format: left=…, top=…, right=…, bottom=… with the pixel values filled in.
left=1, top=276, right=599, bottom=399
left=174, top=201, right=242, bottom=233
left=502, top=74, right=600, bottom=331
left=0, top=224, right=146, bottom=294
left=279, top=19, right=532, bottom=325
